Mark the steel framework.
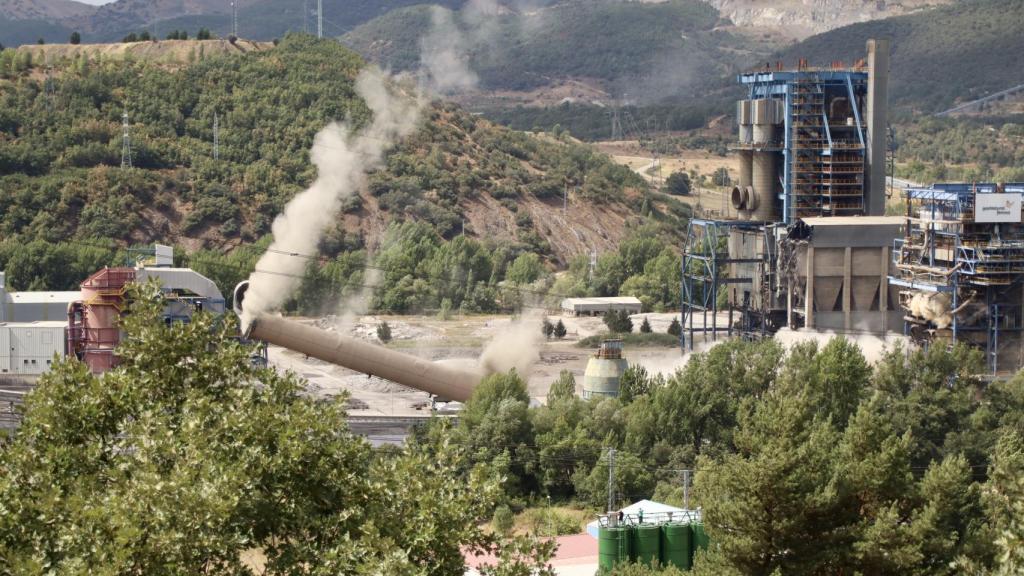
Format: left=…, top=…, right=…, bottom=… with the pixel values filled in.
left=890, top=183, right=1024, bottom=372
left=680, top=219, right=771, bottom=350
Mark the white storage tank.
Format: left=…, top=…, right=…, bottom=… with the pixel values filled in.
left=582, top=339, right=629, bottom=399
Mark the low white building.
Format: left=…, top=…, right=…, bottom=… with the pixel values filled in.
left=0, top=321, right=67, bottom=376
left=0, top=272, right=79, bottom=323
left=561, top=296, right=643, bottom=317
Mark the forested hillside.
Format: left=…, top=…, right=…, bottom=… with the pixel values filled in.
left=0, top=35, right=689, bottom=314
left=778, top=0, right=1024, bottom=112
left=342, top=0, right=775, bottom=99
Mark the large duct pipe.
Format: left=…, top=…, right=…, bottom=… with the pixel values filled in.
left=737, top=100, right=752, bottom=144
left=752, top=152, right=777, bottom=222
left=866, top=38, right=890, bottom=216
left=234, top=282, right=484, bottom=402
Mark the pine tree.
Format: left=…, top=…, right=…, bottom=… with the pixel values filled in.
left=541, top=317, right=554, bottom=338
left=69, top=31, right=81, bottom=45
left=667, top=317, right=682, bottom=337
left=640, top=316, right=652, bottom=333
left=553, top=319, right=567, bottom=339
left=377, top=321, right=392, bottom=343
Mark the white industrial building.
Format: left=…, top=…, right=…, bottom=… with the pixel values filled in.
left=0, top=321, right=66, bottom=376
left=0, top=272, right=79, bottom=322
left=561, top=296, right=643, bottom=317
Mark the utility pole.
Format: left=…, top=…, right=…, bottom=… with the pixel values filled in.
left=682, top=469, right=691, bottom=511
left=606, top=448, right=616, bottom=513
left=120, top=110, right=132, bottom=169
left=317, top=0, right=323, bottom=38
left=213, top=112, right=220, bottom=160
left=589, top=250, right=598, bottom=282
left=303, top=0, right=309, bottom=34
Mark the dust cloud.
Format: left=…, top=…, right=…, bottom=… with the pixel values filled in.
left=239, top=69, right=423, bottom=329
left=419, top=6, right=479, bottom=95
left=478, top=312, right=544, bottom=377
left=908, top=292, right=953, bottom=329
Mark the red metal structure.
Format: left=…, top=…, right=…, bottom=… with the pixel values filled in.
left=67, top=267, right=136, bottom=373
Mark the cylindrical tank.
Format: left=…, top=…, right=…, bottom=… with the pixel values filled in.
left=582, top=339, right=628, bottom=399
left=245, top=313, right=484, bottom=402
left=739, top=150, right=753, bottom=189
left=751, top=152, right=777, bottom=221
left=751, top=99, right=779, bottom=144
left=599, top=525, right=630, bottom=570
left=634, top=524, right=661, bottom=566
left=660, top=523, right=693, bottom=570
left=693, top=523, right=711, bottom=554
left=737, top=100, right=752, bottom=144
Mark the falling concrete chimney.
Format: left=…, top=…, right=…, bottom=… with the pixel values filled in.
left=866, top=38, right=890, bottom=216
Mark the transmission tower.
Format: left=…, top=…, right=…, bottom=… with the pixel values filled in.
left=231, top=1, right=238, bottom=37
left=317, top=0, right=323, bottom=38
left=303, top=0, right=309, bottom=34
left=213, top=113, right=220, bottom=160
left=120, top=110, right=132, bottom=169
left=610, top=105, right=623, bottom=141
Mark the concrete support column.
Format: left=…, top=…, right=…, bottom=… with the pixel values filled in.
left=844, top=247, right=852, bottom=331
left=805, top=245, right=815, bottom=329
left=881, top=246, right=889, bottom=331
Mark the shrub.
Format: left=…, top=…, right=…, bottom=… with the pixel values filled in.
left=492, top=505, right=514, bottom=536
left=377, top=321, right=392, bottom=343
left=553, top=319, right=567, bottom=339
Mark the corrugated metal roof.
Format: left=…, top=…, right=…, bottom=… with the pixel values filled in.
left=802, top=216, right=903, bottom=226
left=562, top=297, right=643, bottom=307
left=0, top=321, right=69, bottom=328
left=6, top=292, right=80, bottom=304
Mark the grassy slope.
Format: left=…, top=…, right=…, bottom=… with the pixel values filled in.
left=777, top=0, right=1024, bottom=113
left=341, top=0, right=768, bottom=98
left=0, top=36, right=671, bottom=263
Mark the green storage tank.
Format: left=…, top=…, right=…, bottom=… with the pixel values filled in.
left=634, top=524, right=661, bottom=566
left=599, top=526, right=631, bottom=571
left=660, top=522, right=693, bottom=570
left=693, top=523, right=711, bottom=557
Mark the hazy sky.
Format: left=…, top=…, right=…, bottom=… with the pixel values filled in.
left=74, top=0, right=117, bottom=5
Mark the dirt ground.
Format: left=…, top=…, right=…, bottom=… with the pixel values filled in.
left=265, top=312, right=703, bottom=415
left=596, top=140, right=740, bottom=219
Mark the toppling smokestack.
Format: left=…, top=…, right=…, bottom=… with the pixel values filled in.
left=866, top=38, right=890, bottom=216
left=235, top=282, right=485, bottom=402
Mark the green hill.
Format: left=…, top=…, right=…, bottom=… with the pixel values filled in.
left=0, top=35, right=687, bottom=311
left=342, top=0, right=776, bottom=98
left=777, top=0, right=1024, bottom=113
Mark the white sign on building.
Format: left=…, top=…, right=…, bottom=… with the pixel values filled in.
left=975, top=193, right=1023, bottom=223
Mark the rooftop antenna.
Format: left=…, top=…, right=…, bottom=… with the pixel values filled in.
left=317, top=0, right=323, bottom=38
left=213, top=112, right=220, bottom=160
left=121, top=109, right=132, bottom=169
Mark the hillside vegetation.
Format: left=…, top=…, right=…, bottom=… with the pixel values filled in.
left=0, top=35, right=690, bottom=314
left=342, top=0, right=775, bottom=99
left=778, top=0, right=1024, bottom=113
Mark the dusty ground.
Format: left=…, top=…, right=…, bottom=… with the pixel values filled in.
left=265, top=312, right=709, bottom=415
left=18, top=39, right=273, bottom=69
left=597, top=140, right=740, bottom=219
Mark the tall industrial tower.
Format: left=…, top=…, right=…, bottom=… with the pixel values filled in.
left=120, top=110, right=132, bottom=169
left=231, top=1, right=238, bottom=37
left=317, top=0, right=323, bottom=38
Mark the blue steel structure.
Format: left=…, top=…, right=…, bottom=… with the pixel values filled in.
left=738, top=67, right=869, bottom=222
left=680, top=219, right=771, bottom=350
left=890, top=182, right=1024, bottom=373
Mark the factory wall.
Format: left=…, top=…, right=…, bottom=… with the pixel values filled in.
left=0, top=322, right=67, bottom=376
left=788, top=217, right=903, bottom=333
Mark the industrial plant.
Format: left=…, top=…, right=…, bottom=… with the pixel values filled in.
left=682, top=39, right=1024, bottom=374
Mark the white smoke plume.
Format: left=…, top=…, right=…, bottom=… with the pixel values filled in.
left=240, top=69, right=422, bottom=329
left=419, top=6, right=479, bottom=95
